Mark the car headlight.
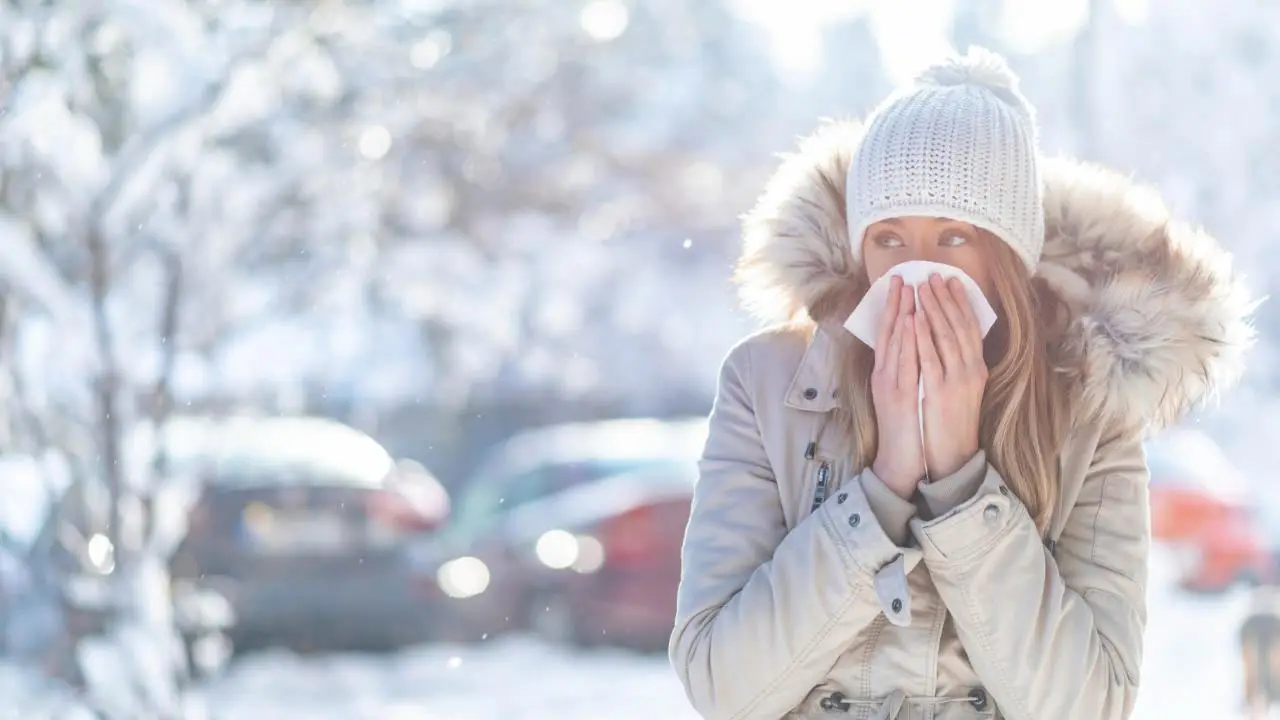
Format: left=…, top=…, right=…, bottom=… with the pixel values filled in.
left=535, top=530, right=579, bottom=569
left=436, top=556, right=491, bottom=599
left=535, top=529, right=605, bottom=574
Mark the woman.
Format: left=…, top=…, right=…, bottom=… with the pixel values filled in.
left=669, top=47, right=1256, bottom=720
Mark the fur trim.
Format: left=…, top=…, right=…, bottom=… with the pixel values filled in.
left=735, top=121, right=1259, bottom=433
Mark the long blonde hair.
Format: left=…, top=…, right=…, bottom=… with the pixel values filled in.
left=812, top=234, right=1073, bottom=533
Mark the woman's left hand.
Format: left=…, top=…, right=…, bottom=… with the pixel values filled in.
left=915, top=274, right=988, bottom=479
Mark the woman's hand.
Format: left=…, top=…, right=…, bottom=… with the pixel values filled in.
left=915, top=274, right=987, bottom=479
left=870, top=276, right=925, bottom=499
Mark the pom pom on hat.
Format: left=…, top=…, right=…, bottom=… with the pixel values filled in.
left=914, top=46, right=1036, bottom=126
left=916, top=46, right=1019, bottom=93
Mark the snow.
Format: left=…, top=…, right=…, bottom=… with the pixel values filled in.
left=182, top=551, right=1251, bottom=720
left=198, top=637, right=700, bottom=720
left=0, top=663, right=99, bottom=720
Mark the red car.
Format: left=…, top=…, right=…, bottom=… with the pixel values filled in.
left=409, top=417, right=705, bottom=650
left=1145, top=428, right=1270, bottom=592
left=423, top=462, right=695, bottom=651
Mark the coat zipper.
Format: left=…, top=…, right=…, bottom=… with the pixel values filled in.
left=810, top=460, right=831, bottom=513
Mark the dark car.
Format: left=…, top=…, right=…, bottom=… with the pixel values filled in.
left=407, top=417, right=705, bottom=649
left=166, top=415, right=449, bottom=653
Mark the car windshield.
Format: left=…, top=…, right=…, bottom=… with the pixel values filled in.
left=1145, top=429, right=1248, bottom=500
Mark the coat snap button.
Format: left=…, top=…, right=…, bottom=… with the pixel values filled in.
left=890, top=598, right=903, bottom=613
left=968, top=687, right=988, bottom=710
left=837, top=492, right=848, bottom=504
left=983, top=504, right=1001, bottom=523
left=848, top=513, right=860, bottom=528
left=803, top=387, right=818, bottom=400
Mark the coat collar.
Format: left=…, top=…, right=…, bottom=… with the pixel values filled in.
left=783, top=324, right=841, bottom=413
left=737, top=120, right=1258, bottom=433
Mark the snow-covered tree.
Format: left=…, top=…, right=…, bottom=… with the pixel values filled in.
left=0, top=0, right=439, bottom=713
left=370, top=0, right=782, bottom=418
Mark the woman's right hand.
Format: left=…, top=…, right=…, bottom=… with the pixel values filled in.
left=869, top=276, right=925, bottom=500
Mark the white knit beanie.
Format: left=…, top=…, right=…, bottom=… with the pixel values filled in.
left=846, top=47, right=1044, bottom=272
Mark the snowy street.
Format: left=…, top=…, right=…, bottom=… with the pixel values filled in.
left=198, top=637, right=699, bottom=720
left=194, top=554, right=1251, bottom=720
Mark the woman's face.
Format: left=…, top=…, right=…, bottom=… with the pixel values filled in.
left=861, top=216, right=992, bottom=297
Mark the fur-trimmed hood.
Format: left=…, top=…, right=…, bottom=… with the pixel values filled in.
left=735, top=120, right=1259, bottom=433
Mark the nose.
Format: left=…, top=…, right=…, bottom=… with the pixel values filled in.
left=902, top=244, right=938, bottom=263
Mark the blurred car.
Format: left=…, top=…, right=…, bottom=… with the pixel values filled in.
left=433, top=462, right=695, bottom=652
left=406, top=416, right=707, bottom=648
left=1145, top=427, right=1270, bottom=592
left=165, top=415, right=449, bottom=653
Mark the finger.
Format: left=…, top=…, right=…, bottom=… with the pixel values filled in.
left=899, top=315, right=919, bottom=392
left=874, top=277, right=903, bottom=371
left=947, top=277, right=985, bottom=364
left=899, top=279, right=916, bottom=317
left=881, top=310, right=905, bottom=386
left=919, top=278, right=962, bottom=374
left=915, top=303, right=943, bottom=389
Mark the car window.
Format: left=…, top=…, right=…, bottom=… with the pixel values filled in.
left=451, top=466, right=546, bottom=538
left=451, top=456, right=680, bottom=541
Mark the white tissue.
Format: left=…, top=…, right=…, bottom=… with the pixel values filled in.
left=843, top=260, right=997, bottom=349
left=842, top=260, right=998, bottom=478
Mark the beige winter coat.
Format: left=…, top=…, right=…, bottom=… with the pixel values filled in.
left=668, top=122, right=1257, bottom=720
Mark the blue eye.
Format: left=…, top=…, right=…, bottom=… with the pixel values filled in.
left=940, top=233, right=969, bottom=247
left=875, top=233, right=905, bottom=248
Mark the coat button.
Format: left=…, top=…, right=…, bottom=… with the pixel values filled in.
left=837, top=492, right=848, bottom=504
left=848, top=513, right=860, bottom=528
left=803, top=387, right=818, bottom=400
left=983, top=504, right=1001, bottom=523
left=890, top=598, right=903, bottom=613
left=968, top=687, right=989, bottom=710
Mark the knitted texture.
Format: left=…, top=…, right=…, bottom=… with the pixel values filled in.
left=846, top=47, right=1045, bottom=272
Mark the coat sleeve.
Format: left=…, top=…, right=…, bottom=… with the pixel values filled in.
left=669, top=339, right=920, bottom=720
left=908, top=427, right=1149, bottom=720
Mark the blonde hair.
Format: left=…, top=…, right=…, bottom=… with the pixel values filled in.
left=812, top=234, right=1072, bottom=533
